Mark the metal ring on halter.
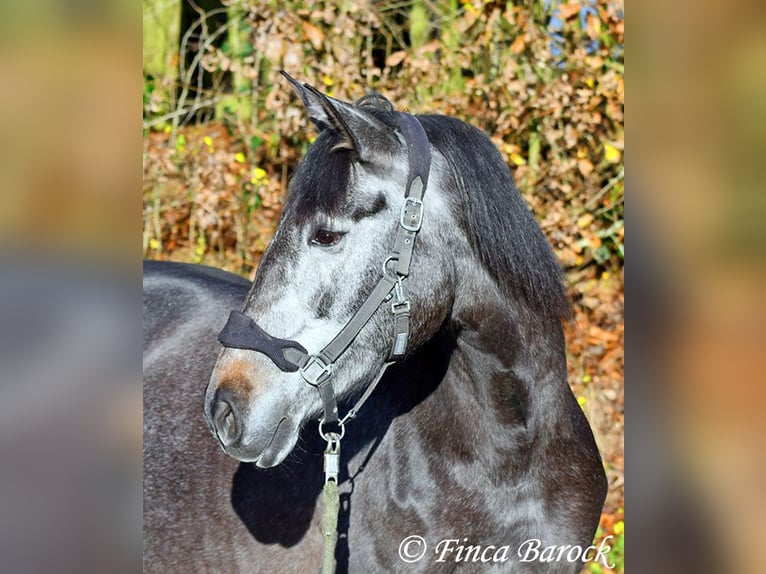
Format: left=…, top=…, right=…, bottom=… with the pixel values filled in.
left=318, top=419, right=346, bottom=442
left=382, top=255, right=399, bottom=278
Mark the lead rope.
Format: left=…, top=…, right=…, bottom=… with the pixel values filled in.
left=321, top=434, right=341, bottom=574
left=318, top=360, right=393, bottom=573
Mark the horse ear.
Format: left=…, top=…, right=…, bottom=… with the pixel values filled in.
left=280, top=71, right=396, bottom=160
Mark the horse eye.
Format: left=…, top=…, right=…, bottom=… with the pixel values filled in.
left=311, top=229, right=344, bottom=246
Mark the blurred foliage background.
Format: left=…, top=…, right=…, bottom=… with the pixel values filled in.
left=143, top=0, right=624, bottom=276
left=143, top=1, right=624, bottom=570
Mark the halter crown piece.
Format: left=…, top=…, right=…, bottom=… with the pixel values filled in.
left=217, top=111, right=431, bottom=574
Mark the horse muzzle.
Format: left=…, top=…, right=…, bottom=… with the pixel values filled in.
left=203, top=353, right=301, bottom=466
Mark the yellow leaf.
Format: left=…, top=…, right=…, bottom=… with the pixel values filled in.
left=604, top=142, right=622, bottom=163
left=577, top=396, right=587, bottom=407
left=582, top=374, right=591, bottom=383
left=321, top=75, right=334, bottom=87
left=149, top=238, right=159, bottom=250
left=235, top=152, right=246, bottom=163
left=577, top=213, right=594, bottom=228
left=251, top=167, right=268, bottom=184
left=203, top=136, right=213, bottom=147
left=586, top=13, right=601, bottom=38
left=614, top=520, right=624, bottom=534
left=510, top=152, right=526, bottom=166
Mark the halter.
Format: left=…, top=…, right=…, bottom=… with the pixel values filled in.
left=217, top=112, right=430, bottom=573
left=218, top=112, right=430, bottom=430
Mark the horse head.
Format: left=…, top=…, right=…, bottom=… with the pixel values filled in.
left=203, top=75, right=459, bottom=466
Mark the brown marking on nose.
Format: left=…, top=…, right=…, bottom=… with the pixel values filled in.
left=215, top=358, right=256, bottom=395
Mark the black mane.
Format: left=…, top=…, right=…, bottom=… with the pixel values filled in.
left=418, top=114, right=571, bottom=320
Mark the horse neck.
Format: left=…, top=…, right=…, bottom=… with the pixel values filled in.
left=452, top=280, right=571, bottom=430
left=396, top=271, right=575, bottom=462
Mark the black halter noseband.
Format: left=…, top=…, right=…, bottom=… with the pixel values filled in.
left=217, top=112, right=431, bottom=427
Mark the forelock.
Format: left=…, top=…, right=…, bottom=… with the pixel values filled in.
left=284, top=131, right=353, bottom=224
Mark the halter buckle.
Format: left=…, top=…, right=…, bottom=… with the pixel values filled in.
left=400, top=197, right=424, bottom=232
left=300, top=355, right=333, bottom=387
left=391, top=300, right=411, bottom=314
left=391, top=276, right=410, bottom=314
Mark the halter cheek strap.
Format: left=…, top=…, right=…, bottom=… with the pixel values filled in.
left=217, top=112, right=431, bottom=426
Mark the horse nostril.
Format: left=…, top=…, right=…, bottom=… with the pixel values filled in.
left=213, top=397, right=241, bottom=446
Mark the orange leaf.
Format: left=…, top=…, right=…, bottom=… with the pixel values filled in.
left=578, top=158, right=594, bottom=177
left=386, top=50, right=407, bottom=67
left=510, top=35, right=526, bottom=54
left=302, top=22, right=325, bottom=50
left=557, top=2, right=582, bottom=19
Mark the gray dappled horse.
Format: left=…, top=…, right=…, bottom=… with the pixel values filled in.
left=143, top=76, right=607, bottom=573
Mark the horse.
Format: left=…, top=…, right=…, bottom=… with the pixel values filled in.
left=143, top=75, right=607, bottom=573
